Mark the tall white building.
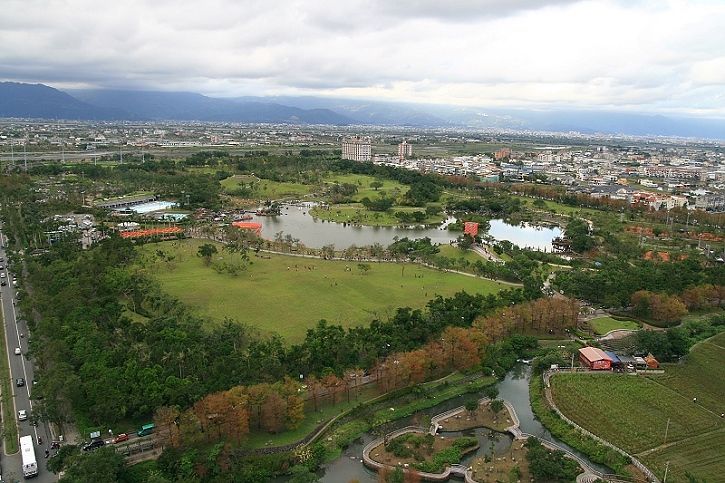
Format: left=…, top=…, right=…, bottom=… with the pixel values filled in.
left=398, top=140, right=413, bottom=160
left=341, top=136, right=372, bottom=162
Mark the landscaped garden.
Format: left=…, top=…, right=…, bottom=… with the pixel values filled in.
left=369, top=432, right=478, bottom=474
left=588, top=316, right=639, bottom=335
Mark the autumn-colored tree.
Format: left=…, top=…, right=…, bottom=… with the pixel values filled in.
left=153, top=406, right=181, bottom=448
left=281, top=377, right=305, bottom=429
left=224, top=386, right=250, bottom=443
left=246, top=383, right=271, bottom=431
left=260, top=390, right=287, bottom=433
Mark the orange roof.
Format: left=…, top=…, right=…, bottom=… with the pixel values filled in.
left=232, top=221, right=262, bottom=234
left=120, top=227, right=183, bottom=239
left=579, top=346, right=611, bottom=362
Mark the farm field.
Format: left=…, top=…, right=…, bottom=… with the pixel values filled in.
left=143, top=239, right=507, bottom=342
left=550, top=332, right=725, bottom=482
left=588, top=316, right=639, bottom=335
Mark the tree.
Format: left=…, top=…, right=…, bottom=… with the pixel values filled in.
left=370, top=180, right=384, bottom=191
left=490, top=399, right=504, bottom=415
left=357, top=263, right=371, bottom=275
left=465, top=400, right=478, bottom=417
left=197, top=243, right=218, bottom=266
left=59, top=447, right=126, bottom=483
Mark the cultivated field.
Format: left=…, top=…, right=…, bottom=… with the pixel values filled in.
left=143, top=239, right=507, bottom=342
left=550, top=332, right=725, bottom=482
left=588, top=316, right=639, bottom=335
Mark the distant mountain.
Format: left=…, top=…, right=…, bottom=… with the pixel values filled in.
left=71, top=89, right=352, bottom=124
left=2, top=82, right=724, bottom=138
left=231, top=95, right=448, bottom=126
left=0, top=82, right=130, bottom=120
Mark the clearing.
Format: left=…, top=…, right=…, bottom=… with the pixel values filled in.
left=588, top=316, right=639, bottom=335
left=142, top=239, right=507, bottom=342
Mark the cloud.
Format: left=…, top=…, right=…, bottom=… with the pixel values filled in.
left=1, top=0, right=724, bottom=116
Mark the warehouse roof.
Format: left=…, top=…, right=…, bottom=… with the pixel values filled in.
left=579, top=346, right=611, bottom=362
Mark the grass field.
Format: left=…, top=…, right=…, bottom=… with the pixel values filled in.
left=588, top=316, right=639, bottom=335
left=550, top=332, right=725, bottom=482
left=143, top=239, right=507, bottom=342
left=324, top=173, right=408, bottom=202
left=310, top=203, right=446, bottom=227
left=437, top=245, right=484, bottom=265
left=220, top=175, right=316, bottom=199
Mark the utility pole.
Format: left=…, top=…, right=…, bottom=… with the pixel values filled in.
left=23, top=142, right=27, bottom=171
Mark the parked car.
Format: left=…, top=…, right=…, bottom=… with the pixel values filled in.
left=18, top=409, right=27, bottom=421
left=82, top=439, right=105, bottom=452
left=0, top=280, right=5, bottom=286
left=112, top=433, right=129, bottom=444
left=14, top=347, right=21, bottom=355
left=15, top=378, right=24, bottom=387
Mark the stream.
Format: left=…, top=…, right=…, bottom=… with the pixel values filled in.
left=311, top=365, right=609, bottom=482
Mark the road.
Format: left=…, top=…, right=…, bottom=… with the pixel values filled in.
left=0, top=225, right=57, bottom=482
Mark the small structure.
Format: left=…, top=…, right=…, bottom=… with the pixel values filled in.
left=232, top=221, right=262, bottom=236
left=463, top=222, right=479, bottom=237
left=578, top=347, right=612, bottom=370
left=634, top=356, right=648, bottom=369
left=644, top=353, right=660, bottom=369
left=604, top=351, right=622, bottom=369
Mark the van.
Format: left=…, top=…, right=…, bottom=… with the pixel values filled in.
left=137, top=423, right=155, bottom=437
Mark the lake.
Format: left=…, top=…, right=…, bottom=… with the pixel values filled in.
left=251, top=205, right=562, bottom=251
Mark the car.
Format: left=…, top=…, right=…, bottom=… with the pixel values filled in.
left=18, top=409, right=27, bottom=421
left=82, top=439, right=105, bottom=451
left=0, top=281, right=5, bottom=286
left=112, top=433, right=129, bottom=444
left=15, top=378, right=24, bottom=387
left=14, top=347, right=21, bottom=355
left=0, top=265, right=4, bottom=269
left=0, top=273, right=4, bottom=278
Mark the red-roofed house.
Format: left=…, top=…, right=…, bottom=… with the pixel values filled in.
left=578, top=347, right=612, bottom=370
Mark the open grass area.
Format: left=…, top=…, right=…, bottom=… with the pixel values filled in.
left=437, top=244, right=484, bottom=265
left=220, top=175, right=317, bottom=199
left=324, top=173, right=408, bottom=202
left=588, top=316, right=639, bottom=335
left=310, top=203, right=445, bottom=227
left=143, top=239, right=508, bottom=342
left=550, top=333, right=725, bottom=482
left=0, top=305, right=18, bottom=454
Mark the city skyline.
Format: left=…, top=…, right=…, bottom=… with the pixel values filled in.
left=1, top=0, right=725, bottom=118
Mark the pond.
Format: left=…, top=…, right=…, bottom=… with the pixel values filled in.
left=251, top=205, right=561, bottom=251
left=308, top=365, right=608, bottom=482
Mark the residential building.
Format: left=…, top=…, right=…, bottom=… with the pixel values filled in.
left=341, top=136, right=372, bottom=162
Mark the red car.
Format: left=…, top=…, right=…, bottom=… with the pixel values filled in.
left=112, top=433, right=129, bottom=444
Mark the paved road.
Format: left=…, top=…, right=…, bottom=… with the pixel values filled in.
left=0, top=226, right=57, bottom=482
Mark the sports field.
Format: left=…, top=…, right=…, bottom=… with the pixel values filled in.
left=588, top=316, right=639, bottom=335
left=550, top=332, right=725, bottom=482
left=143, top=239, right=508, bottom=342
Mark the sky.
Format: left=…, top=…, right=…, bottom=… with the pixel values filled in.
left=2, top=0, right=725, bottom=117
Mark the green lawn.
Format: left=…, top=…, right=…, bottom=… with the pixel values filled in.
left=588, top=316, right=639, bottom=335
left=310, top=203, right=445, bottom=227
left=143, top=239, right=507, bottom=342
left=550, top=333, right=725, bottom=482
left=437, top=245, right=484, bottom=265
left=221, top=175, right=317, bottom=199
left=323, top=173, right=408, bottom=202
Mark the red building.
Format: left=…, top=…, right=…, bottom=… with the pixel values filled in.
left=578, top=347, right=612, bottom=370
left=463, top=222, right=479, bottom=237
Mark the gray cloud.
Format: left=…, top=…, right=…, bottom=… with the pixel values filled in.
left=0, top=0, right=724, bottom=116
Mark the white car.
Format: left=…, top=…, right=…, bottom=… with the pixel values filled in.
left=14, top=347, right=21, bottom=355
left=18, top=409, right=27, bottom=421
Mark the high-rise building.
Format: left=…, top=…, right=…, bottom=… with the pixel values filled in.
left=341, top=136, right=372, bottom=162
left=398, top=140, right=413, bottom=160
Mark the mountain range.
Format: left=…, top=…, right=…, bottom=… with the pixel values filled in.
left=1, top=81, right=725, bottom=140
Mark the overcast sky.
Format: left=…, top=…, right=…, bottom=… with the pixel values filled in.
left=2, top=0, right=725, bottom=117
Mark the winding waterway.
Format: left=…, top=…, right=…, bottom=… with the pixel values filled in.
left=312, top=365, right=609, bottom=482
left=251, top=205, right=562, bottom=251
